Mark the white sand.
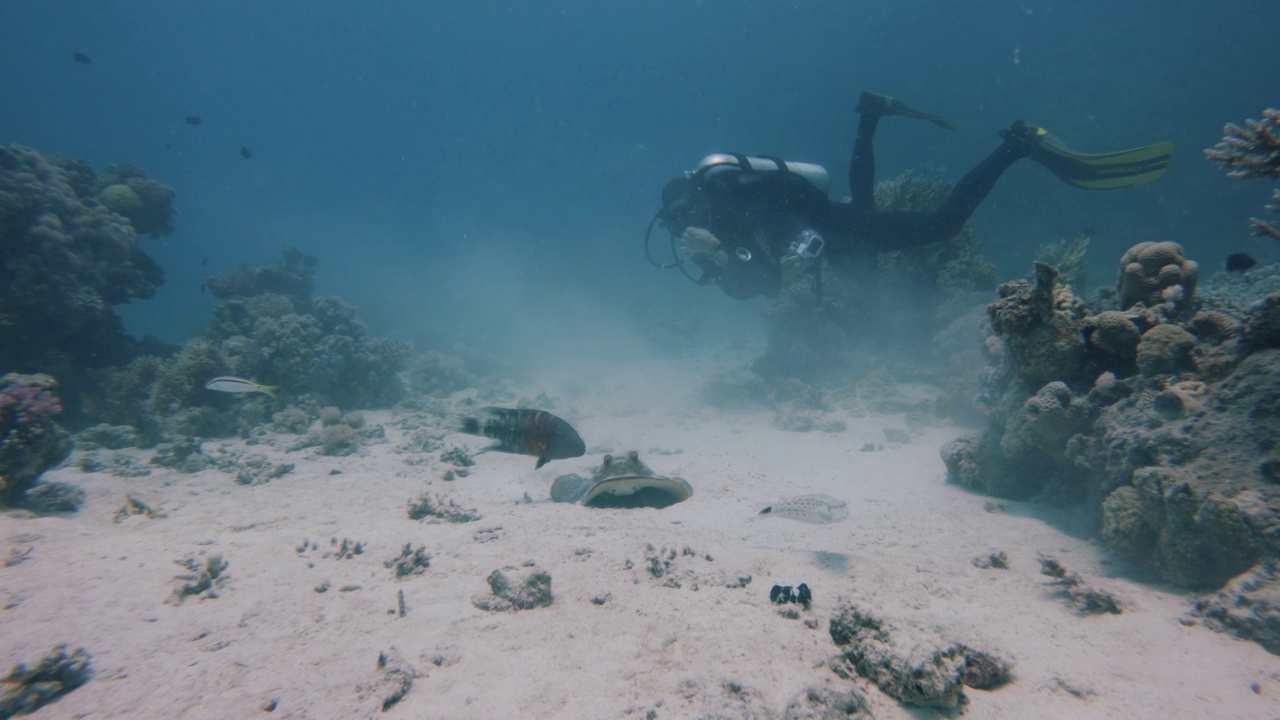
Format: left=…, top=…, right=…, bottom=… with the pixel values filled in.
left=4, top=359, right=1280, bottom=719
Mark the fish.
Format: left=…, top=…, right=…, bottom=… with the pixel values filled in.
left=454, top=407, right=586, bottom=469
left=240, top=146, right=252, bottom=159
left=1226, top=253, right=1257, bottom=273
left=204, top=376, right=278, bottom=398
left=184, top=115, right=203, bottom=125
left=71, top=52, right=92, bottom=65
left=755, top=493, right=849, bottom=524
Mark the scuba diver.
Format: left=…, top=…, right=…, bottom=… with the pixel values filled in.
left=648, top=91, right=1174, bottom=300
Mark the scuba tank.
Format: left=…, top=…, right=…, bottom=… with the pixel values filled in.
left=691, top=154, right=831, bottom=195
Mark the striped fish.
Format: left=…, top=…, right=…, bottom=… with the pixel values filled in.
left=455, top=407, right=586, bottom=469
left=204, top=376, right=278, bottom=398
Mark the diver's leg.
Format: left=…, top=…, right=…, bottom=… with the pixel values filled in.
left=925, top=131, right=1030, bottom=237
left=846, top=130, right=1030, bottom=251
left=848, top=99, right=882, bottom=215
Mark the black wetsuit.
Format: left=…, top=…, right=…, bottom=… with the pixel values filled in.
left=659, top=109, right=1027, bottom=299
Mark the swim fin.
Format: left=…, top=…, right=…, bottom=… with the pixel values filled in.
left=857, top=91, right=959, bottom=131
left=1021, top=125, right=1174, bottom=190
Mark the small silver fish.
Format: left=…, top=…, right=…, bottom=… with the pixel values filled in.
left=755, top=493, right=849, bottom=524
left=204, top=376, right=278, bottom=398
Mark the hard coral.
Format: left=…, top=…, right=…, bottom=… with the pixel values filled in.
left=1135, top=324, right=1197, bottom=376
left=0, top=144, right=169, bottom=404
left=1087, top=311, right=1142, bottom=363
left=0, top=373, right=73, bottom=507
left=987, top=262, right=1088, bottom=388
left=1117, top=241, right=1198, bottom=311
left=1242, top=291, right=1280, bottom=349
left=1000, top=381, right=1092, bottom=459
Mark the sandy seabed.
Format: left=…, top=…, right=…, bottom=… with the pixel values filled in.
left=4, top=359, right=1280, bottom=720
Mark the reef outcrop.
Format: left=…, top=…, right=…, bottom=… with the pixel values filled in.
left=83, top=248, right=412, bottom=441
left=0, top=373, right=77, bottom=510
left=943, top=245, right=1280, bottom=594
left=0, top=145, right=173, bottom=402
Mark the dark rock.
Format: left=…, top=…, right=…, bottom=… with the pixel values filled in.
left=1194, top=560, right=1280, bottom=655
left=0, top=645, right=93, bottom=717
left=22, top=481, right=85, bottom=513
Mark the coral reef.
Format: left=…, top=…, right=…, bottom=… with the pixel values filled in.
left=0, top=145, right=172, bottom=406
left=755, top=170, right=995, bottom=385
left=91, top=162, right=177, bottom=238
left=0, top=374, right=76, bottom=509
left=78, top=248, right=412, bottom=441
left=1205, top=108, right=1280, bottom=241
left=944, top=242, right=1280, bottom=600
left=201, top=245, right=314, bottom=306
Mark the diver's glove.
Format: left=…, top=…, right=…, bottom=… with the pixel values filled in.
left=680, top=227, right=722, bottom=256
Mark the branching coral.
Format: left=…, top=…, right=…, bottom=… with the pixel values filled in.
left=1205, top=108, right=1280, bottom=241
left=1205, top=108, right=1280, bottom=180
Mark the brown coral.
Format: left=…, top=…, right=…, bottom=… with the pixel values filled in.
left=1188, top=310, right=1239, bottom=345
left=1117, top=241, right=1199, bottom=310
left=1136, top=324, right=1197, bottom=376
left=1242, top=291, right=1280, bottom=349
left=1088, top=311, right=1142, bottom=360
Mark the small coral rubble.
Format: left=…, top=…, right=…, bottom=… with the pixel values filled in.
left=827, top=604, right=1011, bottom=709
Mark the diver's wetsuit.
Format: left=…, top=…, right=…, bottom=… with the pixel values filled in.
left=826, top=110, right=1027, bottom=252
left=661, top=105, right=1030, bottom=299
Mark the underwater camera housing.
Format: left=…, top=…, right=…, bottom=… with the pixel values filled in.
left=789, top=228, right=825, bottom=261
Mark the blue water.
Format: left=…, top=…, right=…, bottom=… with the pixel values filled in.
left=3, top=0, right=1278, bottom=357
